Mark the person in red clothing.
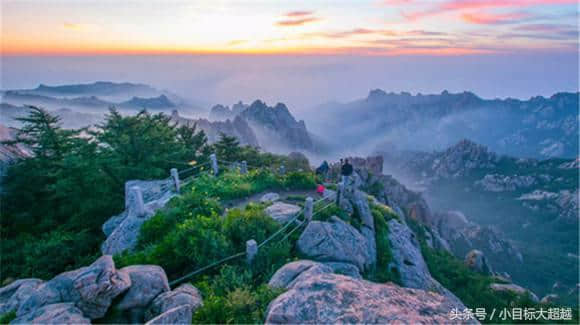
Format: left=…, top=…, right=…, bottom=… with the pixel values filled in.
left=316, top=184, right=325, bottom=195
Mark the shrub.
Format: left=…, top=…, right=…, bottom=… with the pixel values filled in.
left=192, top=283, right=284, bottom=324
left=283, top=171, right=316, bottom=190
left=0, top=311, right=16, bottom=324
left=116, top=213, right=233, bottom=278
left=138, top=192, right=221, bottom=248
left=223, top=205, right=281, bottom=251
left=366, top=205, right=400, bottom=284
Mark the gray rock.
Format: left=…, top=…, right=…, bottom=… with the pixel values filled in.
left=17, top=256, right=131, bottom=319
left=352, top=190, right=377, bottom=266
left=489, top=283, right=539, bottom=303
left=297, top=216, right=372, bottom=272
left=12, top=303, right=90, bottom=325
left=540, top=294, right=559, bottom=304
left=101, top=179, right=176, bottom=255
left=465, top=250, right=493, bottom=275
left=0, top=279, right=43, bottom=315
left=102, top=211, right=127, bottom=237
left=73, top=255, right=132, bottom=319
left=387, top=219, right=466, bottom=309
left=323, top=262, right=361, bottom=279
left=145, top=305, right=192, bottom=325
left=266, top=272, right=474, bottom=324
left=260, top=192, right=280, bottom=203
left=117, top=265, right=170, bottom=311
left=268, top=260, right=333, bottom=289
left=265, top=202, right=301, bottom=224
left=145, top=284, right=203, bottom=321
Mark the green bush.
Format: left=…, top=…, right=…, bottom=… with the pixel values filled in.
left=223, top=205, right=281, bottom=251
left=138, top=192, right=221, bottom=248
left=365, top=204, right=400, bottom=284
left=193, top=272, right=285, bottom=325
left=283, top=171, right=316, bottom=190
left=116, top=212, right=233, bottom=278
left=0, top=311, right=16, bottom=324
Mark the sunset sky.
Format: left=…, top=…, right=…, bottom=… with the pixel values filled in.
left=2, top=0, right=578, bottom=56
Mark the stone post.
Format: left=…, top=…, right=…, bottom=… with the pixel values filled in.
left=130, top=186, right=145, bottom=217
left=210, top=153, right=219, bottom=176
left=305, top=196, right=314, bottom=222
left=279, top=164, right=286, bottom=175
left=337, top=182, right=345, bottom=206
left=246, top=239, right=258, bottom=265
left=170, top=168, right=180, bottom=193
left=241, top=161, right=248, bottom=174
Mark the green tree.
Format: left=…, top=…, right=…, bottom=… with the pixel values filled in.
left=213, top=133, right=240, bottom=163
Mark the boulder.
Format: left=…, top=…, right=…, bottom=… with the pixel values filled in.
left=268, top=260, right=333, bottom=289
left=489, top=283, right=539, bottom=303
left=540, top=294, right=559, bottom=304
left=145, top=305, right=192, bottom=325
left=145, top=284, right=203, bottom=321
left=323, top=262, right=362, bottom=279
left=352, top=190, right=377, bottom=266
left=17, top=255, right=131, bottom=319
left=297, top=216, right=372, bottom=272
left=101, top=179, right=176, bottom=255
left=0, top=279, right=43, bottom=315
left=266, top=272, right=474, bottom=324
left=12, top=303, right=90, bottom=324
left=265, top=202, right=301, bottom=224
left=464, top=250, right=493, bottom=275
left=117, top=265, right=170, bottom=311
left=387, top=219, right=466, bottom=309
left=260, top=192, right=280, bottom=203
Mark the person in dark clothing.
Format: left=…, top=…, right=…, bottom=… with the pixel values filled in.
left=341, top=159, right=353, bottom=176
left=315, top=160, right=329, bottom=176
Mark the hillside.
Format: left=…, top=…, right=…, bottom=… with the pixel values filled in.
left=380, top=139, right=579, bottom=302
left=2, top=108, right=576, bottom=324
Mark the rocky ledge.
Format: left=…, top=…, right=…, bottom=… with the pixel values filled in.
left=265, top=260, right=473, bottom=324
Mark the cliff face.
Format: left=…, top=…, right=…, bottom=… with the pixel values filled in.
left=208, top=100, right=314, bottom=152
left=171, top=111, right=258, bottom=146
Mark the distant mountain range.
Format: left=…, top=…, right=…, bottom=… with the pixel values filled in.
left=16, top=81, right=158, bottom=99
left=309, top=90, right=579, bottom=159
left=0, top=82, right=199, bottom=119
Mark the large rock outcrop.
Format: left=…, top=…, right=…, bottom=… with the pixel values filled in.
left=297, top=216, right=372, bottom=272
left=171, top=110, right=259, bottom=146
left=464, top=250, right=493, bottom=275
left=101, top=179, right=176, bottom=255
left=0, top=279, right=44, bottom=315
left=266, top=271, right=471, bottom=324
left=116, top=265, right=170, bottom=312
left=145, top=284, right=202, bottom=322
left=387, top=219, right=466, bottom=309
left=239, top=100, right=313, bottom=151
left=12, top=303, right=90, bottom=324
left=16, top=255, right=131, bottom=320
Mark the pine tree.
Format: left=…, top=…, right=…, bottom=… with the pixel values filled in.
left=213, top=133, right=240, bottom=162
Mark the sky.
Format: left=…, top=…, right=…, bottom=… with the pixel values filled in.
left=1, top=0, right=578, bottom=109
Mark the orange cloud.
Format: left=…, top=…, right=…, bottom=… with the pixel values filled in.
left=461, top=12, right=528, bottom=24
left=276, top=17, right=320, bottom=26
